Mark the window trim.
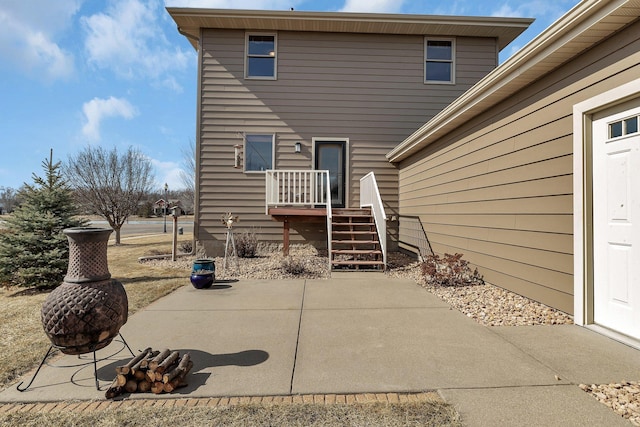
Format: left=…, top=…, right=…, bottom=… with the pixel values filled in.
left=244, top=133, right=275, bottom=173
left=424, top=37, right=455, bottom=85
left=245, top=32, right=278, bottom=80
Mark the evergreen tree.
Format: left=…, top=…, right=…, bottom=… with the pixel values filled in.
left=0, top=150, right=86, bottom=288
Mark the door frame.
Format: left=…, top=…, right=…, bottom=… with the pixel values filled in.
left=573, top=77, right=640, bottom=348
left=312, top=137, right=349, bottom=208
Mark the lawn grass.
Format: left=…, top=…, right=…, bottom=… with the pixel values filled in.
left=0, top=233, right=191, bottom=389
left=0, top=401, right=462, bottom=427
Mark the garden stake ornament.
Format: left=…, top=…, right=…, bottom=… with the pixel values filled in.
left=221, top=213, right=239, bottom=271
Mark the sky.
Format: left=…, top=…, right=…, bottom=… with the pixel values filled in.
left=0, top=0, right=580, bottom=192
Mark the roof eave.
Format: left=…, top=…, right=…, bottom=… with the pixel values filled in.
left=167, top=7, right=533, bottom=51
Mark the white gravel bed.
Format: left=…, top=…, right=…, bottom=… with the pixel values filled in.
left=143, top=248, right=640, bottom=424
left=384, top=252, right=573, bottom=327
left=580, top=382, right=640, bottom=426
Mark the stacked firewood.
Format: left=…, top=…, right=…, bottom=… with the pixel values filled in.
left=105, top=347, right=193, bottom=399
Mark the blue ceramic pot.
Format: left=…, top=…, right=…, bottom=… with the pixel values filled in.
left=190, top=272, right=214, bottom=289
left=193, top=258, right=215, bottom=274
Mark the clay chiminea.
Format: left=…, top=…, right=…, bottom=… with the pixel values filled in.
left=40, top=227, right=128, bottom=355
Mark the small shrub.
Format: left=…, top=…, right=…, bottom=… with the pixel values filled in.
left=179, top=240, right=193, bottom=254
left=420, top=253, right=483, bottom=287
left=236, top=229, right=258, bottom=258
left=281, top=256, right=307, bottom=275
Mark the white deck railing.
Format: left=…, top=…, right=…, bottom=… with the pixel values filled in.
left=265, top=170, right=332, bottom=267
left=360, top=171, right=387, bottom=267
left=265, top=170, right=331, bottom=212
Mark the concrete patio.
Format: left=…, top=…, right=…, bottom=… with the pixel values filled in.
left=1, top=273, right=638, bottom=426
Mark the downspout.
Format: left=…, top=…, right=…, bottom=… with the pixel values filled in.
left=176, top=26, right=202, bottom=257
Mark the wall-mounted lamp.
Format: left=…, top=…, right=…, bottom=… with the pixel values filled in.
left=294, top=141, right=301, bottom=153
left=234, top=144, right=242, bottom=168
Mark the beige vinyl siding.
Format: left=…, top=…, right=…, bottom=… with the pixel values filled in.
left=198, top=29, right=497, bottom=253
left=398, top=18, right=640, bottom=313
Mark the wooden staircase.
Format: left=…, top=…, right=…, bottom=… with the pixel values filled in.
left=330, top=207, right=384, bottom=270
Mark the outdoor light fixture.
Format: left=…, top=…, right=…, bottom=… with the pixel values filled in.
left=294, top=141, right=301, bottom=153
left=234, top=144, right=242, bottom=168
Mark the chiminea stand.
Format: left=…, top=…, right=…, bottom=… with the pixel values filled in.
left=21, top=227, right=132, bottom=392
left=17, top=334, right=135, bottom=392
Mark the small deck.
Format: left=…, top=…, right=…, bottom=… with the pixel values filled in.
left=268, top=207, right=327, bottom=256
left=265, top=170, right=386, bottom=270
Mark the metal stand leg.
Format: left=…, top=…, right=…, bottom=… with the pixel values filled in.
left=93, top=348, right=99, bottom=390
left=119, top=333, right=135, bottom=357
left=17, top=345, right=55, bottom=392
left=17, top=333, right=135, bottom=392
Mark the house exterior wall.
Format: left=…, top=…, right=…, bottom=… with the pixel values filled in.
left=397, top=18, right=640, bottom=314
left=197, top=28, right=499, bottom=254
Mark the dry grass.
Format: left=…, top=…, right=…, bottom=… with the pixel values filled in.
left=0, top=401, right=462, bottom=427
left=0, top=234, right=191, bottom=389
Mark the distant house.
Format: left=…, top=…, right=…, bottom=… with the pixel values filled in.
left=153, top=199, right=182, bottom=216
left=168, top=7, right=531, bottom=267
left=387, top=0, right=640, bottom=343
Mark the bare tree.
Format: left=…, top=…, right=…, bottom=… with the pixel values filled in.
left=65, top=146, right=154, bottom=244
left=0, top=186, right=21, bottom=214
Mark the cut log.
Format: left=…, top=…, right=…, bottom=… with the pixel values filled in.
left=110, top=347, right=192, bottom=396
left=163, top=360, right=193, bottom=393
left=148, top=348, right=171, bottom=371
left=156, top=351, right=180, bottom=374
left=163, top=353, right=191, bottom=383
left=115, top=347, right=152, bottom=375
left=116, top=374, right=128, bottom=387
left=105, top=378, right=123, bottom=399
left=163, top=378, right=188, bottom=393
left=150, top=381, right=165, bottom=394
left=140, top=350, right=160, bottom=369
left=137, top=380, right=152, bottom=393
left=133, top=370, right=146, bottom=381
left=124, top=379, right=138, bottom=394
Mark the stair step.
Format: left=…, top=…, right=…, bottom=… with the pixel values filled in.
left=332, top=230, right=376, bottom=235
left=332, top=215, right=372, bottom=219
left=332, top=208, right=371, bottom=215
left=331, top=260, right=384, bottom=266
left=332, top=240, right=378, bottom=245
left=332, top=222, right=375, bottom=226
left=332, top=249, right=382, bottom=255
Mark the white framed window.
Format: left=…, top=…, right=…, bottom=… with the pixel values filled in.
left=244, top=134, right=275, bottom=172
left=608, top=115, right=639, bottom=138
left=245, top=33, right=277, bottom=79
left=424, top=38, right=455, bottom=84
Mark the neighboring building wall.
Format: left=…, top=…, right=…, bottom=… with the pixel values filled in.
left=197, top=29, right=498, bottom=254
left=397, top=18, right=640, bottom=314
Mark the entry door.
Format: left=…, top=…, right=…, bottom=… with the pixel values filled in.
left=315, top=140, right=346, bottom=208
left=592, top=103, right=640, bottom=340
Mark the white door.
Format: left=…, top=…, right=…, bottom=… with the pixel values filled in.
left=592, top=101, right=640, bottom=340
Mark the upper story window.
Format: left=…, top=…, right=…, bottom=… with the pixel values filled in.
left=246, top=33, right=277, bottom=79
left=245, top=134, right=274, bottom=172
left=425, top=38, right=455, bottom=84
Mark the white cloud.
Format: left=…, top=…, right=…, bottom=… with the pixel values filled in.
left=82, top=96, right=138, bottom=141
left=165, top=0, right=302, bottom=8
left=82, top=0, right=192, bottom=90
left=150, top=158, right=185, bottom=190
left=339, top=0, right=404, bottom=13
left=490, top=1, right=576, bottom=20
left=0, top=0, right=79, bottom=80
